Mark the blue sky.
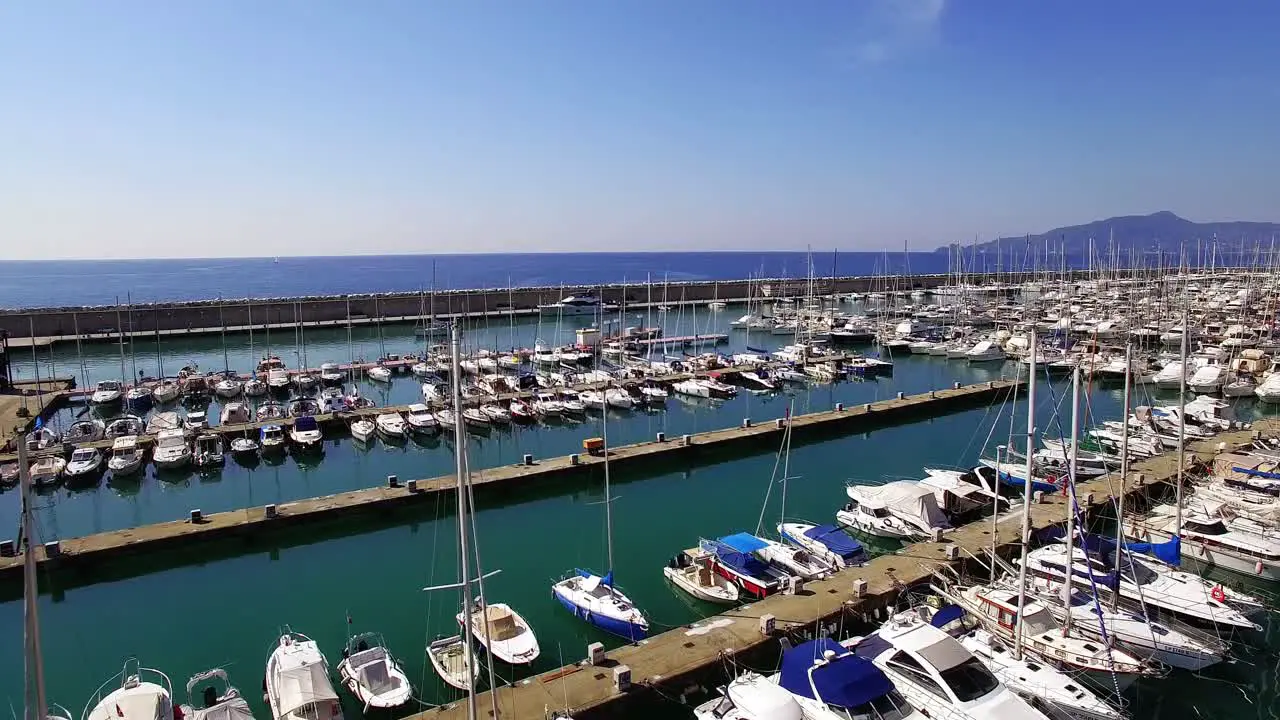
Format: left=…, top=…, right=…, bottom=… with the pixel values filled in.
left=2, top=1, right=1277, bottom=259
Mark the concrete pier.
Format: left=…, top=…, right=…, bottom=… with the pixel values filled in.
left=0, top=379, right=1015, bottom=581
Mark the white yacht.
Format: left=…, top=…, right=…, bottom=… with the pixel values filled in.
left=538, top=295, right=615, bottom=317
left=288, top=417, right=323, bottom=448
left=771, top=638, right=927, bottom=720
left=152, top=379, right=181, bottom=404
left=694, top=671, right=802, bottom=720
left=65, top=447, right=104, bottom=479
left=264, top=632, right=343, bottom=720
left=849, top=610, right=1048, bottom=720
left=368, top=365, right=392, bottom=383
left=350, top=418, right=375, bottom=443
left=107, top=436, right=145, bottom=476
left=838, top=482, right=950, bottom=539
left=266, top=368, right=291, bottom=392
left=376, top=412, right=406, bottom=438
left=1125, top=502, right=1280, bottom=582
left=91, top=380, right=124, bottom=406
left=220, top=402, right=253, bottom=425
left=1188, top=362, right=1228, bottom=394
left=533, top=391, right=565, bottom=416
left=404, top=403, right=439, bottom=433
left=1022, top=544, right=1262, bottom=630
left=84, top=661, right=173, bottom=720
left=213, top=375, right=242, bottom=398
left=178, top=669, right=256, bottom=720
left=457, top=602, right=540, bottom=665
left=1152, top=361, right=1189, bottom=389
left=965, top=339, right=1006, bottom=363
left=152, top=429, right=191, bottom=469
left=336, top=632, right=412, bottom=709
left=29, top=456, right=66, bottom=486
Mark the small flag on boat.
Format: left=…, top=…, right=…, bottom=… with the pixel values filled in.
left=1211, top=584, right=1226, bottom=603
left=116, top=705, right=124, bottom=718
left=34, top=416, right=43, bottom=430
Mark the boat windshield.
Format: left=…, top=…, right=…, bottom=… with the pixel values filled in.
left=833, top=689, right=914, bottom=720
left=1119, top=560, right=1159, bottom=585
left=937, top=657, right=999, bottom=702
left=1019, top=607, right=1056, bottom=636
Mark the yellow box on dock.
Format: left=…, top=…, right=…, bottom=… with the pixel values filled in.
left=582, top=437, right=604, bottom=455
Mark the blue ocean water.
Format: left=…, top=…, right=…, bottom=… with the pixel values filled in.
left=0, top=251, right=961, bottom=308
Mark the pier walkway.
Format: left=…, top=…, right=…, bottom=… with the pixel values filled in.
left=0, top=379, right=1015, bottom=579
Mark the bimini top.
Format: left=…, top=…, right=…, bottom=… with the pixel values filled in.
left=803, top=525, right=864, bottom=559
left=719, top=532, right=769, bottom=554
left=294, top=416, right=319, bottom=432
left=779, top=638, right=894, bottom=710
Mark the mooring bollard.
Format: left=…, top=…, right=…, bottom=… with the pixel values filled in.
left=946, top=546, right=961, bottom=560
left=387, top=474, right=399, bottom=488
left=896, top=391, right=905, bottom=400
left=852, top=579, right=867, bottom=597
left=656, top=431, right=666, bottom=442
left=45, top=540, right=61, bottom=557
left=1033, top=490, right=1044, bottom=504
left=683, top=434, right=692, bottom=446
left=523, top=453, right=534, bottom=466
left=190, top=509, right=203, bottom=523
left=570, top=453, right=580, bottom=465
left=742, top=418, right=752, bottom=428
left=835, top=402, right=844, bottom=411
left=265, top=503, right=278, bottom=519
left=953, top=381, right=961, bottom=389
left=0, top=540, right=15, bottom=557
left=407, top=479, right=419, bottom=492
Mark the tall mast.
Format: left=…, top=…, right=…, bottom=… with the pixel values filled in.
left=603, top=378, right=614, bottom=573
left=20, top=438, right=49, bottom=720
left=1176, top=295, right=1188, bottom=531
left=1062, top=364, right=1081, bottom=632
left=1014, top=326, right=1036, bottom=660
left=449, top=324, right=478, bottom=718
left=1113, top=342, right=1133, bottom=612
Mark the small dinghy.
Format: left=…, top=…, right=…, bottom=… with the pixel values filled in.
left=664, top=547, right=739, bottom=605
left=350, top=418, right=376, bottom=443
left=427, top=635, right=479, bottom=692
left=230, top=437, right=259, bottom=456
left=336, top=631, right=412, bottom=709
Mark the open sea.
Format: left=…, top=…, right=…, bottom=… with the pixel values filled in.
left=2, top=251, right=959, bottom=307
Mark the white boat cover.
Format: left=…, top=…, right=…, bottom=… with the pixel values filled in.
left=192, top=698, right=254, bottom=720
left=851, top=481, right=949, bottom=528
left=726, top=674, right=802, bottom=720
left=348, top=648, right=402, bottom=696
left=274, top=661, right=338, bottom=717
left=88, top=686, right=169, bottom=720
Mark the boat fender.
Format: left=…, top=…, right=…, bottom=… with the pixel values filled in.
left=1256, top=561, right=1265, bottom=575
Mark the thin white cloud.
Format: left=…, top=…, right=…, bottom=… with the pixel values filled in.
left=846, top=0, right=947, bottom=66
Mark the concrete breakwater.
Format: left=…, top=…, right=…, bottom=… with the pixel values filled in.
left=0, top=270, right=1054, bottom=341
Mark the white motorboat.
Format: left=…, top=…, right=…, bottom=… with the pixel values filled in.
left=838, top=482, right=950, bottom=539
left=107, top=436, right=145, bottom=476
left=772, top=638, right=929, bottom=720
left=264, top=632, right=343, bottom=720
left=152, top=379, right=181, bottom=404
left=66, top=419, right=106, bottom=444
left=533, top=391, right=565, bottom=416
left=753, top=535, right=834, bottom=580
left=508, top=398, right=535, bottom=422
left=461, top=407, right=489, bottom=427
left=375, top=412, right=406, bottom=438
left=367, top=365, right=392, bottom=383
left=1152, top=361, right=1189, bottom=389
left=663, top=547, right=740, bottom=604
left=556, top=389, right=586, bottom=414
left=777, top=522, right=867, bottom=568
left=458, top=602, right=540, bottom=665
left=230, top=437, right=259, bottom=458
left=214, top=376, right=242, bottom=398
left=125, top=386, right=153, bottom=409
left=1022, top=543, right=1262, bottom=630
left=26, top=426, right=60, bottom=451
left=83, top=660, right=174, bottom=720
left=220, top=402, right=253, bottom=425
left=672, top=379, right=713, bottom=398
left=604, top=387, right=634, bottom=409
left=91, top=380, right=124, bottom=406
left=1125, top=501, right=1280, bottom=582
left=289, top=417, right=323, bottom=448
left=350, top=418, right=375, bottom=443
left=336, top=632, right=412, bottom=709
left=319, top=363, right=344, bottom=385
left=178, top=669, right=256, bottom=720
left=65, top=447, right=104, bottom=480
left=421, top=382, right=447, bottom=404
left=1188, top=363, right=1227, bottom=394
left=183, top=409, right=208, bottom=433
left=426, top=636, right=479, bottom=692
left=639, top=384, right=669, bottom=403
left=848, top=610, right=1047, bottom=720
left=433, top=409, right=457, bottom=429
left=579, top=389, right=606, bottom=408
left=1256, top=368, right=1280, bottom=403
left=692, top=671, right=802, bottom=720
left=292, top=373, right=317, bottom=393
left=318, top=387, right=347, bottom=414
left=29, top=455, right=66, bottom=486
left=152, top=429, right=191, bottom=469
left=1223, top=374, right=1257, bottom=397
left=965, top=339, right=1006, bottom=362
left=243, top=377, right=268, bottom=397
left=405, top=403, right=439, bottom=433
left=194, top=435, right=225, bottom=468
left=480, top=403, right=511, bottom=423
left=147, top=411, right=182, bottom=435
left=538, top=295, right=615, bottom=317
left=260, top=425, right=287, bottom=451
left=266, top=368, right=291, bottom=393
left=105, top=415, right=146, bottom=440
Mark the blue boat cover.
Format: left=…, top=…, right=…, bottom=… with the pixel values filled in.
left=701, top=539, right=773, bottom=576
left=720, top=532, right=770, bottom=553
left=573, top=568, right=614, bottom=587
left=928, top=605, right=965, bottom=629
left=779, top=638, right=894, bottom=709
left=997, top=469, right=1059, bottom=495
left=1041, top=527, right=1181, bottom=568
left=803, top=525, right=865, bottom=559
left=294, top=416, right=318, bottom=431
left=1231, top=465, right=1280, bottom=481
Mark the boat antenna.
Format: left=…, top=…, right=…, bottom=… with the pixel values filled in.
left=1013, top=325, right=1035, bottom=661
left=1062, top=363, right=1081, bottom=632
left=1112, top=341, right=1133, bottom=613
left=603, top=377, right=614, bottom=574
left=1175, top=291, right=1187, bottom=535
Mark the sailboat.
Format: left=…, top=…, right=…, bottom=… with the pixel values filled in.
left=551, top=385, right=650, bottom=641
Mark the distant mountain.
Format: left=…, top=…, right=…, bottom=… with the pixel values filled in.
left=935, top=211, right=1280, bottom=258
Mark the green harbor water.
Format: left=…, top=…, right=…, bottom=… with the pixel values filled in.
left=5, top=307, right=1279, bottom=720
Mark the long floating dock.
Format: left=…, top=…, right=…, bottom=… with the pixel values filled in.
left=414, top=420, right=1276, bottom=720
left=0, top=379, right=1016, bottom=581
